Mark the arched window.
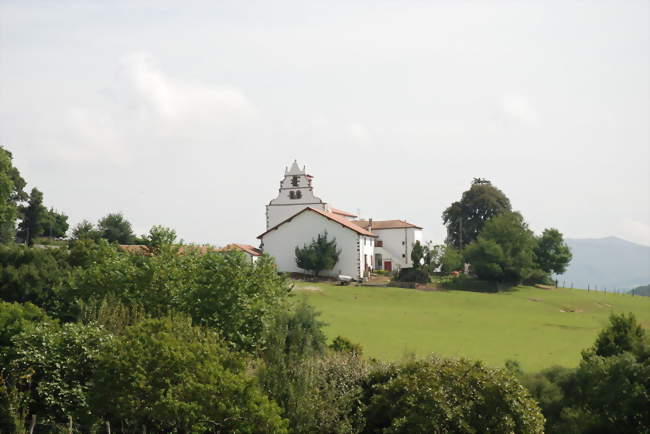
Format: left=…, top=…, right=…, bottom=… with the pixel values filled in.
left=291, top=176, right=299, bottom=187
left=289, top=191, right=295, bottom=199
left=296, top=190, right=302, bottom=199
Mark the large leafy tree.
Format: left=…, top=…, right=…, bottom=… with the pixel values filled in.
left=0, top=147, right=27, bottom=243
left=89, top=317, right=287, bottom=433
left=16, top=188, right=47, bottom=246
left=295, top=232, right=341, bottom=277
left=97, top=212, right=135, bottom=244
left=43, top=208, right=69, bottom=239
left=534, top=228, right=572, bottom=275
left=442, top=178, right=512, bottom=249
left=71, top=219, right=100, bottom=241
left=363, top=356, right=545, bottom=433
left=464, top=211, right=536, bottom=283
left=142, top=224, right=177, bottom=252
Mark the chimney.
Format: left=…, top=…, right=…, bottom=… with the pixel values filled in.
left=369, top=218, right=373, bottom=231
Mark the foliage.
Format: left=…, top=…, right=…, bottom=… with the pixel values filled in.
left=439, top=245, right=464, bottom=273
left=89, top=317, right=287, bottom=433
left=422, top=242, right=444, bottom=273
left=442, top=178, right=512, bottom=249
left=0, top=147, right=26, bottom=243
left=410, top=240, right=424, bottom=268
left=259, top=300, right=327, bottom=424
left=363, top=356, right=545, bottom=433
left=534, top=228, right=572, bottom=275
left=330, top=336, right=363, bottom=355
left=16, top=188, right=47, bottom=246
left=71, top=219, right=101, bottom=241
left=142, top=224, right=177, bottom=252
left=43, top=208, right=69, bottom=239
left=97, top=212, right=135, bottom=244
left=395, top=267, right=429, bottom=283
left=295, top=231, right=341, bottom=277
left=589, top=312, right=648, bottom=358
left=0, top=244, right=70, bottom=312
left=464, top=211, right=536, bottom=284
left=9, top=322, right=114, bottom=427
left=0, top=301, right=54, bottom=365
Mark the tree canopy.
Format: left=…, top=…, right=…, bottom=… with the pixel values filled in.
left=97, top=213, right=135, bottom=244
left=464, top=211, right=536, bottom=283
left=295, top=232, right=341, bottom=277
left=534, top=228, right=572, bottom=275
left=0, top=147, right=27, bottom=243
left=442, top=178, right=512, bottom=249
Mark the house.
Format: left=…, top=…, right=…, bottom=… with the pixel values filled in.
left=353, top=220, right=423, bottom=272
left=258, top=161, right=423, bottom=279
left=219, top=243, right=263, bottom=262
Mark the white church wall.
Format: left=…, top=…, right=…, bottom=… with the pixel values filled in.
left=359, top=235, right=375, bottom=275
left=260, top=210, right=362, bottom=278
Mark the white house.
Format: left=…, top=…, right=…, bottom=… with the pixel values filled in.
left=259, top=161, right=422, bottom=279
left=219, top=243, right=263, bottom=263
left=258, top=207, right=376, bottom=279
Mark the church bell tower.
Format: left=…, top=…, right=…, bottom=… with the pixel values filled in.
left=266, top=161, right=327, bottom=229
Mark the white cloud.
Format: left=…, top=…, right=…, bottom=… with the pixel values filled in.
left=500, top=93, right=539, bottom=126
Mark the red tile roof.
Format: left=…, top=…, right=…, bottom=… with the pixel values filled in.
left=220, top=243, right=262, bottom=256
left=354, top=220, right=423, bottom=230
left=331, top=207, right=358, bottom=218
left=258, top=207, right=377, bottom=238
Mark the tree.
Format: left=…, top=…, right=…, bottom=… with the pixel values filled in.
left=0, top=147, right=27, bottom=243
left=439, top=246, right=464, bottom=273
left=534, top=228, right=572, bottom=275
left=89, top=317, right=287, bottom=433
left=295, top=232, right=341, bottom=277
left=97, top=212, right=134, bottom=244
left=464, top=211, right=536, bottom=283
left=410, top=240, right=424, bottom=268
left=142, top=224, right=177, bottom=252
left=43, top=208, right=69, bottom=239
left=364, top=356, right=545, bottom=433
left=442, top=178, right=512, bottom=249
left=71, top=219, right=100, bottom=241
left=16, top=188, right=47, bottom=246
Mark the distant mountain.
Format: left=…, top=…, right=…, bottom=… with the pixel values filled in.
left=558, top=237, right=650, bottom=291
left=628, top=284, right=650, bottom=297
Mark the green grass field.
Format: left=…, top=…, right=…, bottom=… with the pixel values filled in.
left=293, top=281, right=650, bottom=372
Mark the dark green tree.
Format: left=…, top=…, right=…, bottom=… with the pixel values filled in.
left=43, top=208, right=69, bottom=239
left=442, top=178, right=512, bottom=249
left=440, top=245, right=464, bottom=273
left=295, top=231, right=341, bottom=277
left=534, top=228, right=572, bottom=275
left=97, top=212, right=135, bottom=244
left=71, top=219, right=100, bottom=241
left=410, top=240, right=424, bottom=268
left=0, top=147, right=27, bottom=243
left=364, top=356, right=545, bottom=433
left=464, top=211, right=536, bottom=283
left=89, top=317, right=287, bottom=433
left=16, top=188, right=47, bottom=246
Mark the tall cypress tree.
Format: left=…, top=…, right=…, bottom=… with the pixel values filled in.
left=17, top=188, right=47, bottom=245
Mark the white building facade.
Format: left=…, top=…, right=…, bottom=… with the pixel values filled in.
left=259, top=161, right=422, bottom=278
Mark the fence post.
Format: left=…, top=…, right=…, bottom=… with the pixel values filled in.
left=68, top=416, right=73, bottom=434
left=29, top=415, right=36, bottom=434
left=106, top=421, right=111, bottom=434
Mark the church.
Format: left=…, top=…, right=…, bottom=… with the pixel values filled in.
left=258, top=161, right=423, bottom=280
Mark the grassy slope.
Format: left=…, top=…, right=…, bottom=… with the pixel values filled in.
left=294, top=281, right=650, bottom=372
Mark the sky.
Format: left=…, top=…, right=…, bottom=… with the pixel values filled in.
left=1, top=0, right=648, bottom=247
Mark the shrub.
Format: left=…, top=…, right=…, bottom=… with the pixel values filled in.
left=329, top=336, right=363, bottom=355
left=395, top=267, right=429, bottom=283
left=364, top=356, right=545, bottom=433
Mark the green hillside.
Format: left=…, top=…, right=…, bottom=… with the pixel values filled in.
left=294, top=281, right=650, bottom=372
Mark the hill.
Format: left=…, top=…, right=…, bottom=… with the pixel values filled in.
left=629, top=284, right=650, bottom=297
left=560, top=237, right=650, bottom=290
left=294, top=281, right=650, bottom=372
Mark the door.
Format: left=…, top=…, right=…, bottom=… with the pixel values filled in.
left=384, top=261, right=392, bottom=272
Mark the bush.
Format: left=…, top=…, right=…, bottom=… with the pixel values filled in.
left=364, top=356, right=545, bottom=433
left=329, top=336, right=363, bottom=355
left=395, top=267, right=429, bottom=283
left=90, top=317, right=287, bottom=433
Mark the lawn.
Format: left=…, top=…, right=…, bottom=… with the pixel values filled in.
left=293, top=281, right=650, bottom=372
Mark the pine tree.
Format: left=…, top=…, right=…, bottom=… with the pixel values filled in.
left=295, top=232, right=341, bottom=277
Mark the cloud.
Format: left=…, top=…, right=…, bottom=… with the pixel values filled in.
left=500, top=93, right=539, bottom=126
left=52, top=52, right=257, bottom=165
left=617, top=218, right=650, bottom=246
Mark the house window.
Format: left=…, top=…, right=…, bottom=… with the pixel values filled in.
left=376, top=240, right=383, bottom=247
left=291, top=175, right=299, bottom=186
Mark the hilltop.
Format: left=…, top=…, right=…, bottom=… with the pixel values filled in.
left=560, top=237, right=650, bottom=290
left=295, top=281, right=650, bottom=372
